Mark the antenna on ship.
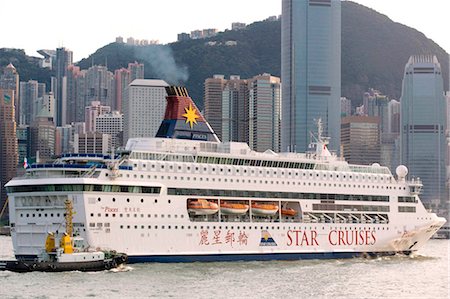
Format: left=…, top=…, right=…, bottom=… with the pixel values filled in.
left=309, top=118, right=332, bottom=158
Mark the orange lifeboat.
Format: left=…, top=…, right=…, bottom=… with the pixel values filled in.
left=281, top=208, right=297, bottom=217
left=251, top=202, right=279, bottom=216
left=220, top=201, right=249, bottom=215
left=188, top=199, right=219, bottom=215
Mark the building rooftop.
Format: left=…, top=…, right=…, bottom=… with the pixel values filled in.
left=129, top=79, right=168, bottom=87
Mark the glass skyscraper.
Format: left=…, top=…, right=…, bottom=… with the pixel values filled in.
left=400, top=55, right=448, bottom=204
left=281, top=0, right=341, bottom=153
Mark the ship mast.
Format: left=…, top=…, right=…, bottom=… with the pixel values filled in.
left=64, top=199, right=74, bottom=237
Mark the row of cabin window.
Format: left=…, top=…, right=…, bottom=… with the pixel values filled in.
left=115, top=224, right=390, bottom=231
left=134, top=162, right=390, bottom=182
left=90, top=213, right=185, bottom=219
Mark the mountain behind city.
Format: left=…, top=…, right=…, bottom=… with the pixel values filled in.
left=1, top=1, right=449, bottom=108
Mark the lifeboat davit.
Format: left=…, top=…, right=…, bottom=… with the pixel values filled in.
left=220, top=202, right=249, bottom=215
left=188, top=199, right=219, bottom=215
left=281, top=208, right=297, bottom=217
left=251, top=202, right=279, bottom=216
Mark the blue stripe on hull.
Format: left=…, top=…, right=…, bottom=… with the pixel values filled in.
left=127, top=251, right=405, bottom=263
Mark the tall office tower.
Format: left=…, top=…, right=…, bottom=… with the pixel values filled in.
left=85, top=65, right=115, bottom=108
left=0, top=63, right=20, bottom=124
left=65, top=65, right=83, bottom=124
left=84, top=101, right=111, bottom=133
left=74, top=132, right=111, bottom=154
left=247, top=74, right=281, bottom=152
left=341, top=116, right=380, bottom=165
left=55, top=47, right=73, bottom=126
left=19, top=80, right=39, bottom=125
left=55, top=125, right=73, bottom=155
left=16, top=125, right=31, bottom=168
left=340, top=97, right=351, bottom=117
left=114, top=68, right=130, bottom=112
left=204, top=75, right=227, bottom=140
left=123, top=79, right=168, bottom=144
left=221, top=75, right=248, bottom=143
left=281, top=0, right=341, bottom=153
left=0, top=89, right=18, bottom=218
left=35, top=93, right=55, bottom=121
left=30, top=117, right=55, bottom=162
left=400, top=55, right=448, bottom=204
left=95, top=111, right=123, bottom=150
left=388, top=99, right=401, bottom=135
left=128, top=61, right=144, bottom=82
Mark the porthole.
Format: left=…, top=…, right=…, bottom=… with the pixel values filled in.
left=127, top=198, right=130, bottom=203
left=112, top=198, right=116, bottom=202
left=97, top=197, right=101, bottom=202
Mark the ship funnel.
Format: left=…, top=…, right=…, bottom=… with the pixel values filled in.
left=155, top=86, right=220, bottom=142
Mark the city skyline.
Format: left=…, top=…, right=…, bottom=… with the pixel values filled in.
left=1, top=0, right=449, bottom=62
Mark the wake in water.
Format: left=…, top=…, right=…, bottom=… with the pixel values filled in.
left=109, top=264, right=134, bottom=273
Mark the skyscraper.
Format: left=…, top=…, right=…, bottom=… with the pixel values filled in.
left=55, top=47, right=73, bottom=126
left=122, top=79, right=168, bottom=144
left=281, top=0, right=341, bottom=153
left=204, top=75, right=227, bottom=140
left=19, top=80, right=39, bottom=125
left=84, top=101, right=111, bottom=133
left=85, top=65, right=115, bottom=108
left=341, top=116, right=380, bottom=165
left=0, top=63, right=20, bottom=124
left=128, top=61, right=144, bottom=82
left=221, top=75, right=248, bottom=143
left=248, top=74, right=281, bottom=152
left=400, top=55, right=448, bottom=204
left=0, top=89, right=18, bottom=218
left=114, top=68, right=130, bottom=112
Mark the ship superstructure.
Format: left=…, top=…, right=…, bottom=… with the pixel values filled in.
left=5, top=87, right=446, bottom=262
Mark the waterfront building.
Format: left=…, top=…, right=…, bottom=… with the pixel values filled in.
left=122, top=79, right=168, bottom=144
left=340, top=97, right=351, bottom=117
left=400, top=55, right=448, bottom=204
left=281, top=0, right=341, bottom=153
left=55, top=47, right=73, bottom=126
left=204, top=75, right=227, bottom=140
left=19, top=80, right=39, bottom=125
left=65, top=65, right=83, bottom=124
left=0, top=88, right=18, bottom=219
left=95, top=111, right=123, bottom=151
left=30, top=116, right=55, bottom=161
left=114, top=68, right=130, bottom=112
left=248, top=74, right=281, bottom=152
left=341, top=116, right=380, bottom=165
left=220, top=75, right=248, bottom=143
left=74, top=132, right=111, bottom=155
left=128, top=62, right=144, bottom=83
left=16, top=125, right=31, bottom=168
left=55, top=125, right=73, bottom=155
left=84, top=65, right=115, bottom=108
left=85, top=101, right=111, bottom=133
left=0, top=63, right=20, bottom=124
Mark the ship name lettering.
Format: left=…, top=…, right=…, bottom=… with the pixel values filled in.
left=103, top=207, right=118, bottom=213
left=286, top=230, right=319, bottom=247
left=328, top=230, right=376, bottom=246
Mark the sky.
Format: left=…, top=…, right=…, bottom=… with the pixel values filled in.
left=2, top=0, right=449, bottom=62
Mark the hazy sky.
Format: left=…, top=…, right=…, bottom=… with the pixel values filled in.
left=2, top=0, right=449, bottom=62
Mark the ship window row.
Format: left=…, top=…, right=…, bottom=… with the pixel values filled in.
left=168, top=188, right=389, bottom=202
left=114, top=224, right=387, bottom=231
left=312, top=204, right=389, bottom=212
left=398, top=196, right=417, bottom=203
left=130, top=151, right=391, bottom=175
left=398, top=206, right=416, bottom=213
left=19, top=213, right=61, bottom=218
left=90, top=213, right=185, bottom=219
left=7, top=184, right=161, bottom=194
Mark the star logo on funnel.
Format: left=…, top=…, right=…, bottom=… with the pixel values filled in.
left=182, top=104, right=199, bottom=129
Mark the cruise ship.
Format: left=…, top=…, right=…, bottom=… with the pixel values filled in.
left=5, top=86, right=446, bottom=262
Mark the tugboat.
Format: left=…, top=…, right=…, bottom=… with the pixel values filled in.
left=0, top=200, right=127, bottom=272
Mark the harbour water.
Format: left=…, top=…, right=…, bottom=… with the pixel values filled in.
left=0, top=236, right=448, bottom=299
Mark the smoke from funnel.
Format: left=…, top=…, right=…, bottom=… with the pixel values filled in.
left=133, top=45, right=189, bottom=85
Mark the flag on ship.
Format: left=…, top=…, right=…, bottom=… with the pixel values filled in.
left=156, top=86, right=220, bottom=142
left=23, top=158, right=29, bottom=169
